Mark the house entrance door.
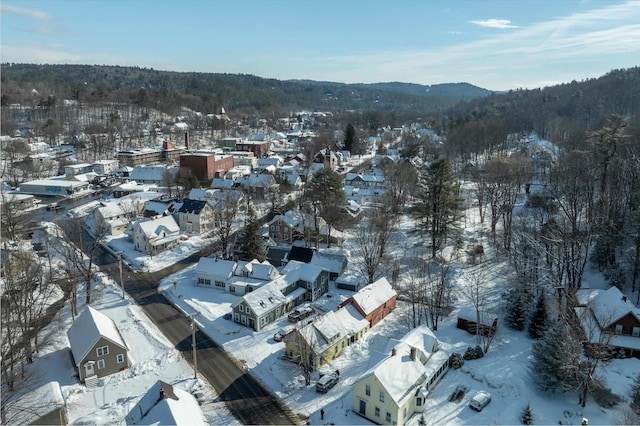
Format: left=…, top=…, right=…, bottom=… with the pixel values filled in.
left=359, top=400, right=366, bottom=415
left=84, top=361, right=95, bottom=377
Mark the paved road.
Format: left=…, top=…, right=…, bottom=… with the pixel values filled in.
left=92, top=241, right=303, bottom=425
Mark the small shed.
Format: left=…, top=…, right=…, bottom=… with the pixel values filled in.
left=456, top=307, right=498, bottom=337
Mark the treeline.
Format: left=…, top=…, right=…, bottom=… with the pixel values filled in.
left=0, top=63, right=490, bottom=116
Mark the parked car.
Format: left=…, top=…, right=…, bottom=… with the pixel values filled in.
left=316, top=371, right=339, bottom=393
left=46, top=202, right=64, bottom=211
left=288, top=306, right=314, bottom=323
left=273, top=326, right=295, bottom=342
left=469, top=391, right=491, bottom=411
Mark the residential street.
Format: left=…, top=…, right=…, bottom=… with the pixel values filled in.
left=91, top=235, right=302, bottom=425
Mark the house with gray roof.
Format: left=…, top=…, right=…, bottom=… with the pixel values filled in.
left=67, top=306, right=129, bottom=385
left=230, top=260, right=329, bottom=331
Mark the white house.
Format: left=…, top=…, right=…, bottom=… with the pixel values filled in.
left=125, top=380, right=206, bottom=426
left=352, top=325, right=452, bottom=426
left=132, top=215, right=181, bottom=255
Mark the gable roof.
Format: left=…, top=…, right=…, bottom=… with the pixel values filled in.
left=288, top=246, right=314, bottom=263
left=591, top=286, right=640, bottom=328
left=125, top=380, right=206, bottom=426
left=358, top=325, right=451, bottom=406
left=194, top=257, right=237, bottom=278
left=350, top=277, right=397, bottom=315
left=136, top=215, right=180, bottom=239
left=176, top=199, right=208, bottom=215
left=67, top=306, right=128, bottom=365
left=297, top=304, right=369, bottom=354
left=310, top=251, right=347, bottom=274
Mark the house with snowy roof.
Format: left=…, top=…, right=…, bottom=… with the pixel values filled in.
left=94, top=192, right=162, bottom=236
left=194, top=257, right=238, bottom=289
left=130, top=166, right=178, bottom=185
left=284, top=304, right=369, bottom=371
left=132, top=215, right=181, bottom=255
left=310, top=251, right=348, bottom=281
left=6, top=381, right=67, bottom=425
left=175, top=199, right=214, bottom=234
left=352, top=325, right=452, bottom=426
left=230, top=260, right=329, bottom=331
left=576, top=286, right=640, bottom=358
left=125, top=380, right=206, bottom=426
left=234, top=174, right=277, bottom=200
left=344, top=172, right=385, bottom=189
left=339, top=277, right=397, bottom=327
left=67, top=306, right=129, bottom=385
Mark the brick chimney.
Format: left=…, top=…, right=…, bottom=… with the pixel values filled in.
left=184, top=131, right=190, bottom=151
left=410, top=347, right=417, bottom=361
left=391, top=347, right=397, bottom=356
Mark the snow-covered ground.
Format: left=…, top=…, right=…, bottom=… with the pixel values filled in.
left=4, top=264, right=236, bottom=425
left=156, top=204, right=640, bottom=426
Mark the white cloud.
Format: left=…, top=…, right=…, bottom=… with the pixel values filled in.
left=469, top=19, right=518, bottom=29
left=1, top=4, right=51, bottom=20
left=0, top=43, right=124, bottom=66
left=292, top=1, right=640, bottom=90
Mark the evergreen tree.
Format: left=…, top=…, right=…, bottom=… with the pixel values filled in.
left=240, top=204, right=266, bottom=262
left=504, top=285, right=527, bottom=331
left=304, top=167, right=348, bottom=247
left=631, top=371, right=640, bottom=410
left=410, top=159, right=462, bottom=257
left=521, top=404, right=534, bottom=425
left=531, top=318, right=583, bottom=392
left=528, top=294, right=548, bottom=339
left=344, top=123, right=356, bottom=153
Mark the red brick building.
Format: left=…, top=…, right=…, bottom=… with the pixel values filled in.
left=180, top=153, right=234, bottom=181
left=235, top=141, right=270, bottom=158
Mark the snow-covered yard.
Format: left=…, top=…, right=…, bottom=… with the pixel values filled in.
left=156, top=207, right=640, bottom=426
left=4, top=270, right=235, bottom=425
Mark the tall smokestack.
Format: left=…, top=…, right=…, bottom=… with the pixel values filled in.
left=185, top=131, right=190, bottom=151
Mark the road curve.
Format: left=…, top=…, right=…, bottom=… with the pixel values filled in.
left=92, top=242, right=304, bottom=425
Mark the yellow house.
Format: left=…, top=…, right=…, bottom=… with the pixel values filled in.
left=284, top=304, right=369, bottom=371
left=352, top=325, right=451, bottom=425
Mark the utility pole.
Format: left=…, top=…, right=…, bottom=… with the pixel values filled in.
left=187, top=312, right=199, bottom=379
left=118, top=251, right=125, bottom=299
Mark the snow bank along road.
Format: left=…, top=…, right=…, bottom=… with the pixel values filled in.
left=91, top=237, right=301, bottom=425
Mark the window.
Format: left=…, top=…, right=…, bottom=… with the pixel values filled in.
left=117, top=354, right=124, bottom=364
left=96, top=346, right=109, bottom=357
left=365, top=385, right=371, bottom=396
left=615, top=324, right=623, bottom=334
left=215, top=280, right=225, bottom=288
left=379, top=391, right=385, bottom=403
left=374, top=407, right=380, bottom=417
left=229, top=286, right=235, bottom=293
left=97, top=359, right=105, bottom=370
left=239, top=305, right=244, bottom=312
left=416, top=397, right=423, bottom=406
left=633, top=327, right=640, bottom=337
left=386, top=412, right=391, bottom=422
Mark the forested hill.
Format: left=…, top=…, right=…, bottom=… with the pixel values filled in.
left=443, top=67, right=640, bottom=133
left=0, top=63, right=491, bottom=115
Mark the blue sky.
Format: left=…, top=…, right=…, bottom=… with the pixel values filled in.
left=1, top=0, right=639, bottom=91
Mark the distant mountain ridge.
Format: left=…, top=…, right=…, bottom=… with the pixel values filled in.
left=0, top=63, right=493, bottom=114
